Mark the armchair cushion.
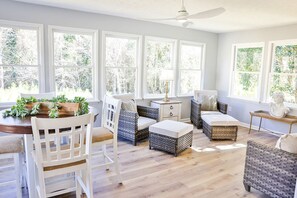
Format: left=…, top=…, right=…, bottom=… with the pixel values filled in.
left=122, top=100, right=139, bottom=119
left=201, top=111, right=223, bottom=116
left=275, top=134, right=297, bottom=154
left=138, top=116, right=157, bottom=131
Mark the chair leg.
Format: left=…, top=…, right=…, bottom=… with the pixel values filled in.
left=14, top=154, right=22, bottom=198
left=76, top=170, right=82, bottom=198
left=86, top=165, right=93, bottom=198
left=102, top=144, right=109, bottom=171
left=37, top=167, right=47, bottom=198
left=113, top=141, right=122, bottom=184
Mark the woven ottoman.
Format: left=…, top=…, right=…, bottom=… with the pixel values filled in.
left=149, top=120, right=193, bottom=156
left=201, top=114, right=239, bottom=141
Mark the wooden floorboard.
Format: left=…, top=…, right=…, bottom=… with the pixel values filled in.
left=0, top=126, right=277, bottom=198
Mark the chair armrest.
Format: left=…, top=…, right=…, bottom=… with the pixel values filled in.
left=118, top=109, right=137, bottom=131
left=191, top=99, right=202, bottom=113
left=137, top=105, right=159, bottom=120
left=217, top=101, right=228, bottom=114
left=244, top=140, right=297, bottom=196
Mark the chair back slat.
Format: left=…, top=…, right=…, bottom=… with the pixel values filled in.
left=31, top=113, right=94, bottom=168
left=101, top=96, right=121, bottom=136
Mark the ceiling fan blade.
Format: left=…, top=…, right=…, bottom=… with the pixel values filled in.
left=182, top=21, right=193, bottom=28
left=148, top=17, right=177, bottom=21
left=187, top=7, right=225, bottom=19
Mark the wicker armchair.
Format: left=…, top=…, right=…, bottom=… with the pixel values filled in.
left=243, top=140, right=297, bottom=198
left=190, top=90, right=228, bottom=129
left=113, top=94, right=159, bottom=146
left=118, top=105, right=158, bottom=146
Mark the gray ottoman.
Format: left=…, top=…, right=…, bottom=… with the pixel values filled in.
left=149, top=120, right=193, bottom=156
left=201, top=114, right=239, bottom=141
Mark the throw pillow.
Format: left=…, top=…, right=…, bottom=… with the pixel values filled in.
left=121, top=100, right=139, bottom=119
left=198, top=95, right=218, bottom=111
left=275, top=133, right=297, bottom=154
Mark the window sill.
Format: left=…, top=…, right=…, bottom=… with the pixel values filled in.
left=227, top=96, right=262, bottom=105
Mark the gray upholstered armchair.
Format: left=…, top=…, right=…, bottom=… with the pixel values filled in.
left=113, top=94, right=159, bottom=146
left=190, top=90, right=228, bottom=129
left=243, top=140, right=297, bottom=198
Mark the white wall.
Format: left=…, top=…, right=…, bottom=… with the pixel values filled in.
left=217, top=24, right=297, bottom=134
left=0, top=0, right=219, bottom=122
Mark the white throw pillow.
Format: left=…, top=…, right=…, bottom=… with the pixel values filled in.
left=121, top=100, right=139, bottom=119
left=275, top=133, right=297, bottom=154
left=197, top=95, right=217, bottom=111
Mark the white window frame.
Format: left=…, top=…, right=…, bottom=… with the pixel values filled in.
left=177, top=40, right=206, bottom=97
left=143, top=36, right=177, bottom=99
left=101, top=31, right=142, bottom=99
left=265, top=39, right=297, bottom=105
left=48, top=25, right=98, bottom=101
left=229, top=42, right=265, bottom=101
left=0, top=19, right=44, bottom=104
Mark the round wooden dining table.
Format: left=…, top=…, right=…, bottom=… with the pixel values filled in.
left=0, top=107, right=99, bottom=198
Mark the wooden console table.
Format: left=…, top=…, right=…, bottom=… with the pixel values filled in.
left=249, top=110, right=297, bottom=134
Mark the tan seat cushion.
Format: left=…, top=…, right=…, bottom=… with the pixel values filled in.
left=0, top=135, right=23, bottom=154
left=44, top=160, right=86, bottom=171
left=275, top=133, right=297, bottom=153
left=92, top=127, right=113, bottom=143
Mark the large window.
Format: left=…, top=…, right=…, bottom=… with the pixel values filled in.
left=49, top=26, right=97, bottom=99
left=230, top=43, right=264, bottom=100
left=103, top=32, right=141, bottom=96
left=0, top=21, right=42, bottom=102
left=144, top=37, right=176, bottom=98
left=178, top=41, right=204, bottom=95
left=267, top=41, right=297, bottom=103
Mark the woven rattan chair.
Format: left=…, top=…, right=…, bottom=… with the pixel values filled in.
left=243, top=140, right=297, bottom=198
left=113, top=94, right=159, bottom=146
left=190, top=90, right=228, bottom=129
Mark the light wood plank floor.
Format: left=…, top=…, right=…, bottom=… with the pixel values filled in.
left=0, top=126, right=278, bottom=198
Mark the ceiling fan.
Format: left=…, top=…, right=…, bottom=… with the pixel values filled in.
left=151, top=0, right=226, bottom=28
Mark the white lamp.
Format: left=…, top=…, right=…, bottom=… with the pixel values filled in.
left=160, top=69, right=174, bottom=102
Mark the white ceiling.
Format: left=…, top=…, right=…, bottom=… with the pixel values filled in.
left=14, top=0, right=297, bottom=33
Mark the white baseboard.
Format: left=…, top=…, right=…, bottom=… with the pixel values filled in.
left=239, top=122, right=283, bottom=136
left=181, top=118, right=191, bottom=123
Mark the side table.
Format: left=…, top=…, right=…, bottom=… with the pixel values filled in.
left=151, top=100, right=182, bottom=121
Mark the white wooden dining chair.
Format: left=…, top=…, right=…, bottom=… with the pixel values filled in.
left=20, top=92, right=56, bottom=100
left=31, top=113, right=94, bottom=198
left=0, top=135, right=24, bottom=198
left=91, top=95, right=122, bottom=184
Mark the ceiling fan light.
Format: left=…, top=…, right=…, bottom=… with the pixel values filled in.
left=177, top=18, right=187, bottom=23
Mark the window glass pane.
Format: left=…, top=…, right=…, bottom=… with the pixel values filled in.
left=233, top=72, right=259, bottom=99
left=105, top=68, right=136, bottom=95
left=0, top=27, right=38, bottom=65
left=180, top=70, right=201, bottom=95
left=0, top=66, right=38, bottom=102
left=180, top=44, right=202, bottom=69
left=145, top=40, right=174, bottom=95
left=55, top=67, right=92, bottom=99
left=106, top=37, right=137, bottom=68
left=54, top=32, right=92, bottom=67
left=273, top=45, right=297, bottom=73
left=269, top=74, right=297, bottom=103
left=236, top=47, right=262, bottom=72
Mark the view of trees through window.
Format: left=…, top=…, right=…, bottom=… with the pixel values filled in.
left=269, top=44, right=297, bottom=103
left=104, top=35, right=138, bottom=95
left=53, top=31, right=93, bottom=99
left=179, top=43, right=202, bottom=95
left=231, top=46, right=263, bottom=99
left=0, top=26, right=39, bottom=102
left=145, top=39, right=175, bottom=96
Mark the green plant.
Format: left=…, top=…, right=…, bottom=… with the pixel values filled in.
left=3, top=95, right=89, bottom=118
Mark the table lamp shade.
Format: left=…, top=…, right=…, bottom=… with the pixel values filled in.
left=160, top=70, right=174, bottom=81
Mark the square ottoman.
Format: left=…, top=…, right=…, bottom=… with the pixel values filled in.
left=149, top=120, right=193, bottom=156
left=201, top=114, right=239, bottom=141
